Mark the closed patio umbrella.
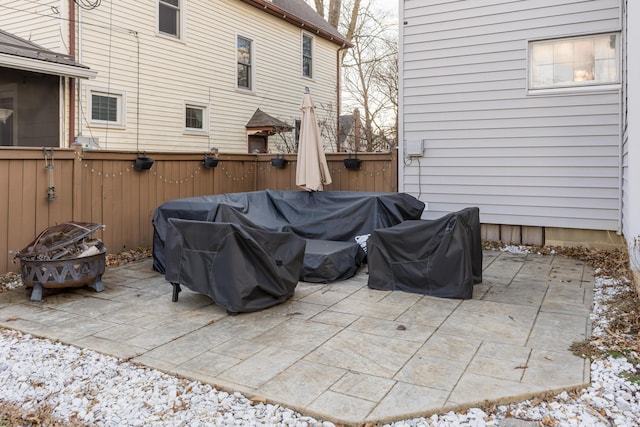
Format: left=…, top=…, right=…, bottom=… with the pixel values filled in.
left=296, top=88, right=332, bottom=191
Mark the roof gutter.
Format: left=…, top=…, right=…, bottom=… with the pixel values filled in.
left=0, top=53, right=97, bottom=79
left=238, top=0, right=353, bottom=48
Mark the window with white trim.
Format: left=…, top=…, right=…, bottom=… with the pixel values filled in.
left=302, top=34, right=313, bottom=78
left=529, top=33, right=619, bottom=90
left=88, top=88, right=125, bottom=127
left=159, top=0, right=181, bottom=38
left=237, top=36, right=253, bottom=90
left=184, top=103, right=207, bottom=133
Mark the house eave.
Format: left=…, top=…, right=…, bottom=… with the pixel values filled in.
left=0, top=53, right=97, bottom=79
left=239, top=0, right=353, bottom=48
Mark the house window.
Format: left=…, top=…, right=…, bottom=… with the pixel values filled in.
left=88, top=88, right=125, bottom=127
left=302, top=34, right=313, bottom=78
left=529, top=33, right=619, bottom=90
left=237, top=36, right=253, bottom=90
left=92, top=95, right=117, bottom=122
left=159, top=0, right=180, bottom=37
left=185, top=104, right=207, bottom=132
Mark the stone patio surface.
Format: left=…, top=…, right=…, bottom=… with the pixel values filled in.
left=0, top=250, right=594, bottom=426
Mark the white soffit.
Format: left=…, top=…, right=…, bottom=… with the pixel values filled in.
left=0, top=53, right=97, bottom=79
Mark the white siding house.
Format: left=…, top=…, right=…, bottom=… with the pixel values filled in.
left=399, top=0, right=639, bottom=279
left=622, top=0, right=640, bottom=284
left=399, top=1, right=622, bottom=231
left=1, top=0, right=350, bottom=153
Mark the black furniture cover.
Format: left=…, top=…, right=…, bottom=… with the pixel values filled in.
left=367, top=207, right=482, bottom=299
left=164, top=218, right=306, bottom=313
left=152, top=190, right=426, bottom=275
left=301, top=239, right=365, bottom=283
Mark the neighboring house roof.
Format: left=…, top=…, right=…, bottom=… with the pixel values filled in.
left=0, top=28, right=96, bottom=79
left=246, top=108, right=293, bottom=134
left=239, top=0, right=352, bottom=48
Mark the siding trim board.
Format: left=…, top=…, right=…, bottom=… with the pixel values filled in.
left=400, top=0, right=623, bottom=232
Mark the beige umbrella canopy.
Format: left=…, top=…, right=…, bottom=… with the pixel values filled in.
left=296, top=88, right=332, bottom=191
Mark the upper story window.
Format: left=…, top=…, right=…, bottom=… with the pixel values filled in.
left=237, top=36, right=253, bottom=90
left=302, top=34, right=313, bottom=78
left=88, top=87, right=125, bottom=127
left=529, top=33, right=619, bottom=90
left=159, top=0, right=181, bottom=38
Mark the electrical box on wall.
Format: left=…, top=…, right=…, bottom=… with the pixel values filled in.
left=75, top=136, right=100, bottom=150
left=406, top=140, right=423, bottom=157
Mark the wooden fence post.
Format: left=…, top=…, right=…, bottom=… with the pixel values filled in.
left=72, top=143, right=83, bottom=221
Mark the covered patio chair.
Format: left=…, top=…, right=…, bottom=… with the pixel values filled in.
left=366, top=207, right=481, bottom=299
left=164, top=218, right=306, bottom=314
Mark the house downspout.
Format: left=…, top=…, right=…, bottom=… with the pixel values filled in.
left=68, top=0, right=76, bottom=147
left=336, top=45, right=348, bottom=152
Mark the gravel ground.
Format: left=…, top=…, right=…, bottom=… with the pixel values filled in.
left=1, top=246, right=639, bottom=427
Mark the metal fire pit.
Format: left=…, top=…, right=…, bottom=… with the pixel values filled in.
left=14, top=222, right=106, bottom=301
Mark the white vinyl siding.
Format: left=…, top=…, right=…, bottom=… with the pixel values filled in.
left=621, top=0, right=640, bottom=246
left=400, top=0, right=622, bottom=230
left=0, top=0, right=68, bottom=53
left=73, top=0, right=338, bottom=152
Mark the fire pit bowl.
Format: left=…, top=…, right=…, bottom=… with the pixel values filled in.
left=14, top=222, right=106, bottom=301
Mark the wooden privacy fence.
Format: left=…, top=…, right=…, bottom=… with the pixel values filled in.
left=0, top=147, right=397, bottom=274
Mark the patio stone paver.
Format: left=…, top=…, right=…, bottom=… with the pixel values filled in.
left=177, top=350, right=243, bottom=378
left=437, top=299, right=539, bottom=345
left=303, top=328, right=421, bottom=377
left=0, top=250, right=594, bottom=426
left=217, top=346, right=305, bottom=388
left=256, top=360, right=347, bottom=408
left=329, top=371, right=397, bottom=402
left=367, top=382, right=450, bottom=422
left=308, top=389, right=378, bottom=422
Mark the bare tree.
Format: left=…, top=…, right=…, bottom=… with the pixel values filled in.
left=269, top=102, right=339, bottom=154
left=371, top=35, right=399, bottom=146
left=340, top=0, right=398, bottom=152
left=310, top=0, right=359, bottom=42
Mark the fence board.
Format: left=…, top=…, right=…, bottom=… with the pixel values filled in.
left=0, top=162, right=9, bottom=270
left=7, top=160, right=25, bottom=266
left=21, top=160, right=38, bottom=245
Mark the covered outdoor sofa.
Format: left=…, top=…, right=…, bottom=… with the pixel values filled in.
left=152, top=190, right=426, bottom=313
left=153, top=190, right=482, bottom=313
